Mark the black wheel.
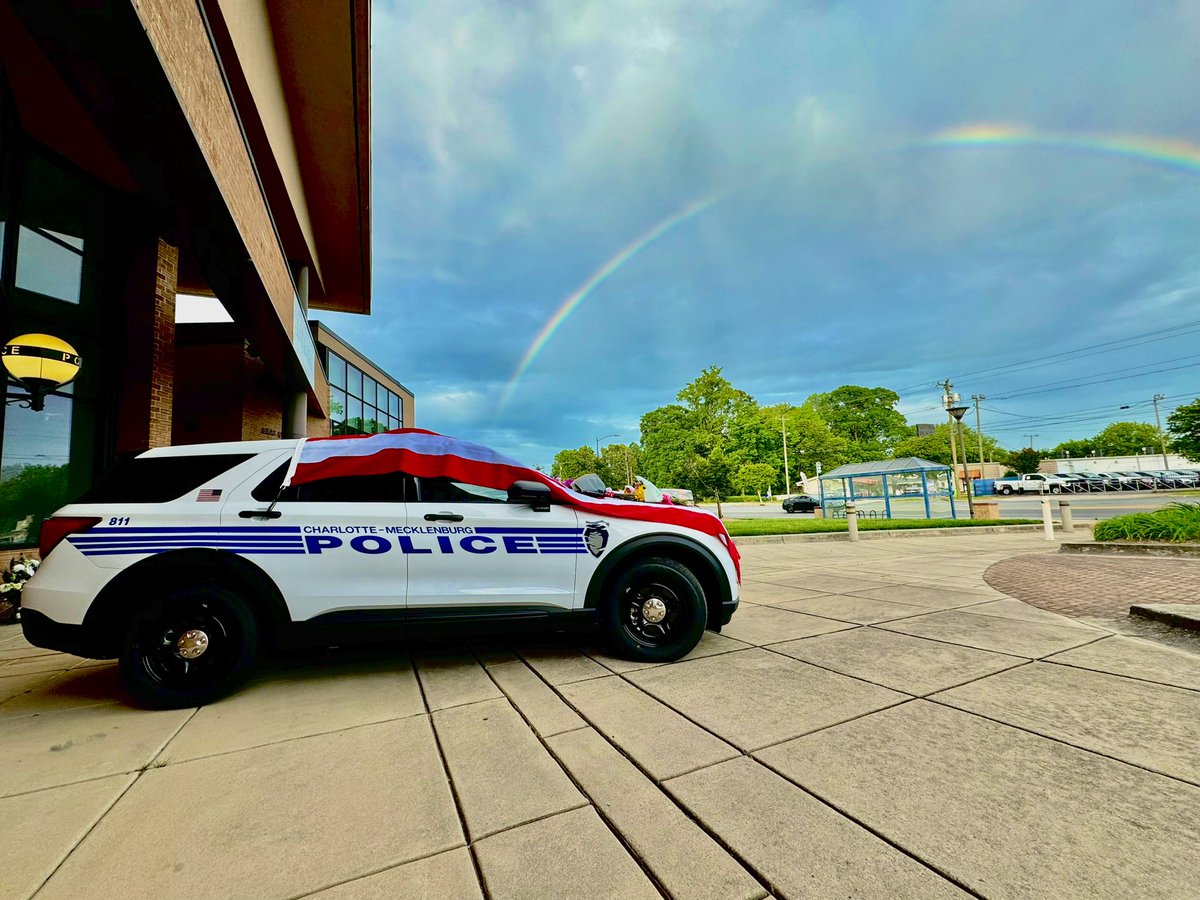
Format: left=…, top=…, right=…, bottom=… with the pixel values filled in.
left=1000, top=486, right=1012, bottom=495
left=602, top=557, right=707, bottom=663
left=1050, top=485, right=1061, bottom=494
left=119, top=584, right=259, bottom=709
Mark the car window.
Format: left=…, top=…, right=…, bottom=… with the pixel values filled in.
left=417, top=477, right=509, bottom=503
left=252, top=462, right=412, bottom=503
left=78, top=454, right=255, bottom=503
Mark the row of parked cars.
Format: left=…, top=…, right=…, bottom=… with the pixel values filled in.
left=1053, top=469, right=1199, bottom=493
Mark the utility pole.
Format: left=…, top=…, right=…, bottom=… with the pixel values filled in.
left=971, top=394, right=986, bottom=469
left=1025, top=434, right=1038, bottom=450
left=781, top=413, right=791, bottom=496
left=938, top=380, right=959, bottom=495
left=1152, top=393, right=1170, bottom=469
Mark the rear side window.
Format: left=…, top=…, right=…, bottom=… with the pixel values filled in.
left=77, top=454, right=254, bottom=503
left=252, top=463, right=412, bottom=503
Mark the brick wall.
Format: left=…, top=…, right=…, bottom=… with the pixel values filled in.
left=240, top=354, right=284, bottom=441
left=150, top=238, right=178, bottom=448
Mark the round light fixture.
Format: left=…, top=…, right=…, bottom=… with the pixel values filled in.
left=2, top=333, right=82, bottom=411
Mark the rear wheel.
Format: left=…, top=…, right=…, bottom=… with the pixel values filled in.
left=1000, top=486, right=1013, bottom=495
left=119, top=584, right=259, bottom=709
left=602, top=557, right=707, bottom=663
left=1050, top=485, right=1062, bottom=494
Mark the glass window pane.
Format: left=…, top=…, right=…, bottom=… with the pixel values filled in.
left=363, top=378, right=377, bottom=409
left=328, top=353, right=346, bottom=389
left=0, top=394, right=73, bottom=548
left=15, top=227, right=84, bottom=303
left=347, top=365, right=363, bottom=399
left=388, top=392, right=400, bottom=416
left=347, top=396, right=363, bottom=433
left=330, top=388, right=347, bottom=423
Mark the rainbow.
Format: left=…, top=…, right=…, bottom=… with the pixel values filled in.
left=498, top=191, right=728, bottom=410
left=922, top=124, right=1200, bottom=174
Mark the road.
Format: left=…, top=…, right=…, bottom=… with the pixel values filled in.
left=702, top=492, right=1193, bottom=520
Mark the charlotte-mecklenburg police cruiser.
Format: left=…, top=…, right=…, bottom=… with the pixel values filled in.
left=22, top=429, right=741, bottom=708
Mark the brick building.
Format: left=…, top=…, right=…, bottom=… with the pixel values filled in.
left=0, top=0, right=401, bottom=555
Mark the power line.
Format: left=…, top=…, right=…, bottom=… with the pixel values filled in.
left=991, top=357, right=1200, bottom=400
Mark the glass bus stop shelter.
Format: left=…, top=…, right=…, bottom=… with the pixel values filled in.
left=818, top=457, right=958, bottom=520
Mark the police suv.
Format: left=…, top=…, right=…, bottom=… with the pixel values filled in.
left=23, top=439, right=740, bottom=708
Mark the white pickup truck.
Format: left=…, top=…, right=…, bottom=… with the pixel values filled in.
left=992, top=473, right=1068, bottom=495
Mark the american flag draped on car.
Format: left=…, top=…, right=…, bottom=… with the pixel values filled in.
left=283, top=428, right=740, bottom=581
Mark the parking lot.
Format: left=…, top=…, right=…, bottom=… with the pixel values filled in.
left=3, top=532, right=1198, bottom=899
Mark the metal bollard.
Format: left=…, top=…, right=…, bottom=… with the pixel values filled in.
left=1059, top=499, right=1073, bottom=534
left=846, top=501, right=859, bottom=542
left=1040, top=496, right=1054, bottom=541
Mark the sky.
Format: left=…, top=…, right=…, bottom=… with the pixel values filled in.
left=318, top=0, right=1200, bottom=468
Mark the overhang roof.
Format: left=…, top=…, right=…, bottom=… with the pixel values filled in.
left=205, top=0, right=371, bottom=315
left=820, top=457, right=951, bottom=479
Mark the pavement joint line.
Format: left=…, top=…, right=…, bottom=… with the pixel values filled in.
left=1042, top=657, right=1200, bottom=694
left=743, top=696, right=920, bottom=757
left=509, top=654, right=782, bottom=900
left=923, top=695, right=1200, bottom=790
left=860, top=619, right=1105, bottom=660
left=477, top=655, right=679, bottom=900
left=748, top=746, right=988, bottom=900
left=28, top=704, right=202, bottom=897
left=409, top=655, right=490, bottom=900
left=288, top=846, right=471, bottom=900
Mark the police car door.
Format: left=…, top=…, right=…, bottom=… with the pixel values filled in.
left=224, top=455, right=411, bottom=621
left=405, top=476, right=582, bottom=613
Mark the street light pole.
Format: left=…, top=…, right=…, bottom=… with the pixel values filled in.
left=1152, top=393, right=1170, bottom=469
left=945, top=395, right=974, bottom=518
left=971, top=394, right=986, bottom=470
left=594, top=433, right=619, bottom=455
left=939, top=380, right=959, bottom=496
left=781, top=413, right=791, bottom=496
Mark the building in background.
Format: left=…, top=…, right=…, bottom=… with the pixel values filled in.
left=0, top=0, right=403, bottom=556
left=312, top=322, right=413, bottom=436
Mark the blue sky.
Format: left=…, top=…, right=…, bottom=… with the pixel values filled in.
left=320, top=0, right=1200, bottom=467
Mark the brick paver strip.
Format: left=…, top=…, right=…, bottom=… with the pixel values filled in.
left=985, top=554, right=1200, bottom=619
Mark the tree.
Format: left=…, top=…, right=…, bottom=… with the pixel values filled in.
left=600, top=443, right=640, bottom=488
left=1006, top=448, right=1044, bottom=474
left=893, top=423, right=1005, bottom=468
left=806, top=386, right=909, bottom=457
left=734, top=463, right=776, bottom=500
left=1167, top=398, right=1200, bottom=462
left=1091, top=421, right=1161, bottom=456
left=551, top=446, right=603, bottom=481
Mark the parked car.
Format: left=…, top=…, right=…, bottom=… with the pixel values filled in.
left=782, top=493, right=821, bottom=513
left=22, top=432, right=741, bottom=708
left=992, top=473, right=1069, bottom=495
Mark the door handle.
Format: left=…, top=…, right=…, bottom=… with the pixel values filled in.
left=239, top=509, right=282, bottom=519
left=424, top=512, right=464, bottom=522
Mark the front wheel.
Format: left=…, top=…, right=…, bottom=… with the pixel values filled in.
left=602, top=557, right=707, bottom=663
left=119, top=584, right=259, bottom=709
left=1000, top=486, right=1013, bottom=495
left=1049, top=485, right=1061, bottom=494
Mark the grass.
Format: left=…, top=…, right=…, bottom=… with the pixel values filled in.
left=1092, top=502, right=1200, bottom=543
left=724, top=517, right=1040, bottom=537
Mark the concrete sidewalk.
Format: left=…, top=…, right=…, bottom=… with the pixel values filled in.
left=2, top=533, right=1198, bottom=899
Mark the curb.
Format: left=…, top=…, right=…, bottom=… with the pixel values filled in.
left=1130, top=604, right=1200, bottom=631
left=733, top=524, right=1060, bottom=545
left=1060, top=541, right=1200, bottom=558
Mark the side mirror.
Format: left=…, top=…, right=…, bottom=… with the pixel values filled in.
left=508, top=480, right=552, bottom=512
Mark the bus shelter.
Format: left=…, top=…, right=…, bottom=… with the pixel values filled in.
left=818, top=457, right=958, bottom=520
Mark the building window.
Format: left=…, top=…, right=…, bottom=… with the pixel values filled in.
left=326, top=348, right=404, bottom=436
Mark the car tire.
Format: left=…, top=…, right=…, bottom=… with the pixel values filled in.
left=602, top=557, right=707, bottom=663
left=1050, top=485, right=1061, bottom=494
left=119, top=583, right=260, bottom=709
left=1000, top=486, right=1012, bottom=495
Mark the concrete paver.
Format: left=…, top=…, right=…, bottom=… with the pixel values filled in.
left=432, top=697, right=585, bottom=839
left=878, top=608, right=1100, bottom=658
left=486, top=659, right=586, bottom=737
left=736, top=581, right=832, bottom=605
left=957, top=597, right=1104, bottom=627
left=164, top=658, right=424, bottom=762
left=1045, top=635, right=1200, bottom=691
left=772, top=594, right=932, bottom=624
left=0, top=773, right=135, bottom=900
left=38, top=718, right=464, bottom=900
left=771, top=627, right=1026, bottom=695
left=515, top=643, right=610, bottom=684
left=474, top=806, right=659, bottom=899
left=587, top=629, right=752, bottom=673
left=0, top=703, right=192, bottom=798
left=667, top=757, right=969, bottom=899
left=719, top=604, right=856, bottom=646
left=0, top=654, right=78, bottom=677
left=936, top=662, right=1200, bottom=785
left=547, top=727, right=765, bottom=900
left=848, top=584, right=1000, bottom=609
left=766, top=573, right=893, bottom=594
left=309, top=848, right=482, bottom=899
left=758, top=700, right=1200, bottom=900
left=0, top=668, right=61, bottom=705
left=560, top=675, right=738, bottom=780
left=0, top=663, right=125, bottom=719
left=415, top=652, right=503, bottom=711
left=626, top=648, right=906, bottom=752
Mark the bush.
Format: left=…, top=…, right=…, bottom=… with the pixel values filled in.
left=1092, top=502, right=1200, bottom=543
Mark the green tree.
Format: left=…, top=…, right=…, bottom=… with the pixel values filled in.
left=1006, top=448, right=1044, bottom=474
left=806, top=386, right=909, bottom=457
left=551, top=446, right=604, bottom=481
left=733, top=462, right=776, bottom=500
left=600, top=442, right=640, bottom=488
left=0, top=464, right=70, bottom=548
left=1091, top=421, right=1162, bottom=456
left=1167, top=398, right=1200, bottom=462
left=893, top=423, right=1005, bottom=468
left=1049, top=438, right=1096, bottom=458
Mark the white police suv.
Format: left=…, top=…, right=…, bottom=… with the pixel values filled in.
left=23, top=433, right=740, bottom=708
